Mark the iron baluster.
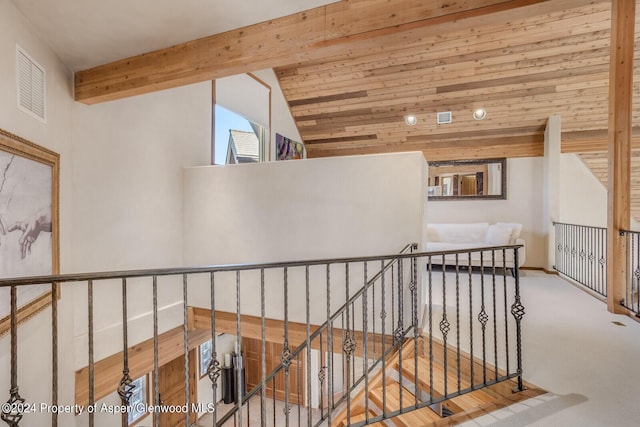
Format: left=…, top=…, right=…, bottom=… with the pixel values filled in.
left=208, top=272, right=220, bottom=427
left=153, top=276, right=159, bottom=427
left=260, top=269, right=266, bottom=427
left=363, top=261, right=369, bottom=421
left=455, top=254, right=461, bottom=393
left=397, top=257, right=404, bottom=409
left=511, top=248, right=525, bottom=392
left=492, top=251, right=499, bottom=381
left=502, top=249, right=510, bottom=376
left=318, top=331, right=325, bottom=421
left=428, top=257, right=434, bottom=402
left=235, top=271, right=242, bottom=424
left=479, top=253, right=488, bottom=386
left=118, top=278, right=134, bottom=415
left=305, top=266, right=311, bottom=427
left=88, top=280, right=94, bottom=427
left=440, top=254, right=450, bottom=397
left=343, top=263, right=352, bottom=426
left=282, top=267, right=291, bottom=427
left=468, top=253, right=474, bottom=389
left=412, top=254, right=419, bottom=408
left=182, top=274, right=190, bottom=427
left=326, top=264, right=333, bottom=425
left=1, top=286, right=25, bottom=427
left=51, top=280, right=58, bottom=427
left=380, top=259, right=387, bottom=416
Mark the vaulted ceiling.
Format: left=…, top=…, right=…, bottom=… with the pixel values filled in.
left=15, top=0, right=640, bottom=163
left=275, top=1, right=640, bottom=161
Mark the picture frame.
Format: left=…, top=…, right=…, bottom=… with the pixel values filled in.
left=0, top=128, right=60, bottom=336
left=276, top=133, right=304, bottom=160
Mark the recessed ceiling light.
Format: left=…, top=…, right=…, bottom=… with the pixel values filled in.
left=405, top=115, right=417, bottom=126
left=473, top=108, right=487, bottom=120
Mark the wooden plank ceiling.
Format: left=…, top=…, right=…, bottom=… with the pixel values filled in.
left=275, top=1, right=640, bottom=161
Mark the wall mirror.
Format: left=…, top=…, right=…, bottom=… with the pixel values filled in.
left=427, top=158, right=506, bottom=200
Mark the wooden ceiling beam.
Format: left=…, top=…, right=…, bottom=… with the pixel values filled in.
left=306, top=134, right=544, bottom=161
left=562, top=128, right=640, bottom=153
left=75, top=0, right=582, bottom=104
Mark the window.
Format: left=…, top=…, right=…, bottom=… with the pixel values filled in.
left=127, top=375, right=148, bottom=425
left=215, top=105, right=268, bottom=165
left=214, top=73, right=271, bottom=164
left=200, top=340, right=212, bottom=378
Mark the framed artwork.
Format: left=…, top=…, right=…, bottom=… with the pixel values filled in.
left=0, top=128, right=59, bottom=336
left=276, top=133, right=304, bottom=160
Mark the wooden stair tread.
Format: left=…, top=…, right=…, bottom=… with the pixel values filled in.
left=369, top=382, right=442, bottom=427
left=444, top=388, right=496, bottom=413
left=399, top=355, right=472, bottom=397
left=435, top=385, right=548, bottom=426
left=339, top=410, right=385, bottom=427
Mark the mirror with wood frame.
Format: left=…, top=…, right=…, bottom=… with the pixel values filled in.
left=427, top=158, right=506, bottom=200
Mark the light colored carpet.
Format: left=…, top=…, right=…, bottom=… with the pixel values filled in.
left=458, top=270, right=640, bottom=427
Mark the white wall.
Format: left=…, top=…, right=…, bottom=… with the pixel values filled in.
left=70, top=82, right=212, bottom=375
left=427, top=157, right=545, bottom=268
left=184, top=152, right=426, bottom=266
left=559, top=154, right=607, bottom=227
left=1, top=2, right=214, bottom=424
left=183, top=152, right=426, bottom=326
left=0, top=1, right=76, bottom=425
left=184, top=152, right=427, bottom=410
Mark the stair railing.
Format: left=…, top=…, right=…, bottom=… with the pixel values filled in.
left=621, top=229, right=640, bottom=315
left=331, top=246, right=526, bottom=427
left=0, top=243, right=525, bottom=427
left=552, top=221, right=607, bottom=298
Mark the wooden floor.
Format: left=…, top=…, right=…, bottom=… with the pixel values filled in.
left=331, top=336, right=545, bottom=427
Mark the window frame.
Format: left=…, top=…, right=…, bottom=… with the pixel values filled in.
left=199, top=339, right=213, bottom=379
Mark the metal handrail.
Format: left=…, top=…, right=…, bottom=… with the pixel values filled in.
left=2, top=243, right=526, bottom=427
left=552, top=221, right=606, bottom=231
left=217, top=242, right=418, bottom=426
left=0, top=243, right=522, bottom=287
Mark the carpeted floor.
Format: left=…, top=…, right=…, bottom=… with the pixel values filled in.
left=458, top=270, right=640, bottom=427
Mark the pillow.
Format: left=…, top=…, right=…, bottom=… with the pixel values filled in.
left=486, top=224, right=513, bottom=246
left=428, top=223, right=489, bottom=243
left=496, top=222, right=523, bottom=243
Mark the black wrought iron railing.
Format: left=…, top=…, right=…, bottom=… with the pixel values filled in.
left=622, top=229, right=640, bottom=315
left=553, top=222, right=607, bottom=298
left=0, top=244, right=525, bottom=427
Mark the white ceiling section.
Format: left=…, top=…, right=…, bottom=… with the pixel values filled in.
left=10, top=0, right=339, bottom=71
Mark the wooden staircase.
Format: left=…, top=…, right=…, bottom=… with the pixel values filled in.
left=331, top=335, right=544, bottom=427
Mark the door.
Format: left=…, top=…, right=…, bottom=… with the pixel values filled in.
left=242, top=337, right=305, bottom=405
left=156, top=350, right=197, bottom=427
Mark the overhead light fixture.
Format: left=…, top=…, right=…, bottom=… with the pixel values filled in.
left=405, top=115, right=417, bottom=126
left=473, top=108, right=487, bottom=120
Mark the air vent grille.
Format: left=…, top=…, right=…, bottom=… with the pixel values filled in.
left=437, top=111, right=452, bottom=124
left=17, top=46, right=46, bottom=122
